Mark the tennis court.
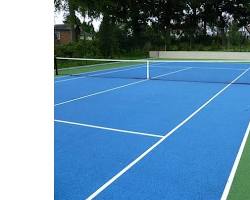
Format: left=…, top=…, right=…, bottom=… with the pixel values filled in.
left=55, top=59, right=250, bottom=199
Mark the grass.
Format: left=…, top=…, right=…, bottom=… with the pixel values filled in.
left=227, top=129, right=250, bottom=200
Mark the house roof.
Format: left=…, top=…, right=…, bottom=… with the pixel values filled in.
left=54, top=24, right=71, bottom=31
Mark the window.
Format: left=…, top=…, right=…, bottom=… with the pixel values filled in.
left=55, top=32, right=60, bottom=40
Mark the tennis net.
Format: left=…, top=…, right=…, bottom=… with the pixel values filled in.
left=55, top=57, right=149, bottom=80
left=149, top=60, right=250, bottom=85
left=55, top=57, right=250, bottom=85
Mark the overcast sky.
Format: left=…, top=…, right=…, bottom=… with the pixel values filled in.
left=54, top=11, right=101, bottom=31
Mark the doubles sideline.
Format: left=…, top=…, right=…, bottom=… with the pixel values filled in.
left=221, top=121, right=250, bottom=200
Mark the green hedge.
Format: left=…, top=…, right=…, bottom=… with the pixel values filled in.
left=55, top=40, right=100, bottom=58
left=55, top=38, right=250, bottom=59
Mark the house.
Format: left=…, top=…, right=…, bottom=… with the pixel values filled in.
left=54, top=24, right=73, bottom=45
left=54, top=24, right=93, bottom=44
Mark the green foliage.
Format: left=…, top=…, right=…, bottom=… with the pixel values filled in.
left=97, top=15, right=119, bottom=58
left=228, top=23, right=243, bottom=46
left=55, top=0, right=250, bottom=58
left=55, top=40, right=100, bottom=58
left=81, top=22, right=95, bottom=35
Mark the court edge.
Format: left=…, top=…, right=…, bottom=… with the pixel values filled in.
left=220, top=121, right=250, bottom=200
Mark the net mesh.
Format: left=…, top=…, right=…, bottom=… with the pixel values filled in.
left=55, top=57, right=148, bottom=80
left=55, top=57, right=250, bottom=85
left=149, top=61, right=250, bottom=85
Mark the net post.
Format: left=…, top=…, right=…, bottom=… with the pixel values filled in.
left=54, top=56, right=58, bottom=75
left=146, top=60, right=150, bottom=80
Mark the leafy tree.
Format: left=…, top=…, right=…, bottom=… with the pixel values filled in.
left=98, top=14, right=119, bottom=57
left=55, top=0, right=250, bottom=56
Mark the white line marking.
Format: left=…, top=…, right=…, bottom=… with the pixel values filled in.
left=54, top=58, right=249, bottom=81
left=86, top=68, right=250, bottom=200
left=55, top=67, right=192, bottom=106
left=149, top=60, right=250, bottom=63
left=89, top=65, right=144, bottom=77
left=220, top=122, right=250, bottom=200
left=55, top=119, right=163, bottom=138
left=152, top=67, right=192, bottom=78
left=54, top=61, right=139, bottom=81
left=55, top=79, right=146, bottom=106
left=57, top=57, right=250, bottom=63
left=152, top=65, right=246, bottom=71
left=55, top=64, right=146, bottom=83
left=54, top=58, right=146, bottom=81
left=55, top=76, right=85, bottom=83
left=191, top=66, right=247, bottom=71
left=56, top=57, right=146, bottom=63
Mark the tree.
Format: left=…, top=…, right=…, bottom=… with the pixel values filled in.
left=98, top=14, right=118, bottom=57
left=54, top=0, right=81, bottom=42
left=55, top=0, right=250, bottom=55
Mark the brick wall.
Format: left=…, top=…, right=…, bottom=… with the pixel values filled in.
left=58, top=31, right=72, bottom=44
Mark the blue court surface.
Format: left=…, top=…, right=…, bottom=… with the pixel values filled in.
left=55, top=61, right=250, bottom=200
